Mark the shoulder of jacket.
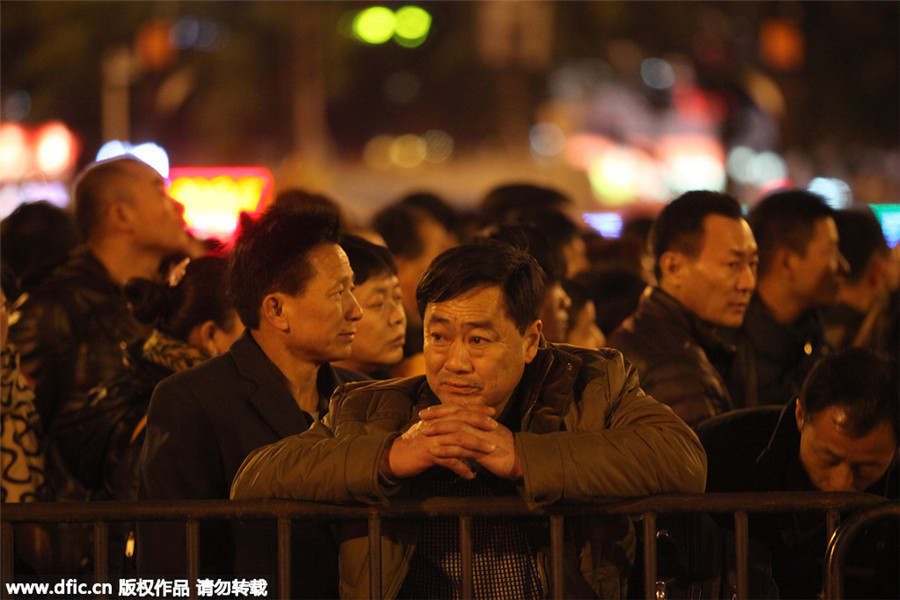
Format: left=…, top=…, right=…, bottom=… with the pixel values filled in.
left=331, top=376, right=426, bottom=417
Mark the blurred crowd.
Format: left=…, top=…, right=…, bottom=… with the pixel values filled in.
left=1, top=156, right=897, bottom=599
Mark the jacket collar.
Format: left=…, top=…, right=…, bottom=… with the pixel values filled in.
left=645, top=287, right=737, bottom=360
left=227, top=330, right=349, bottom=436
left=514, top=341, right=581, bottom=434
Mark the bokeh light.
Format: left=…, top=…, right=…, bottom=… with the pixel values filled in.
left=352, top=7, right=396, bottom=45
left=389, top=134, right=427, bottom=168
left=641, top=58, right=675, bottom=90
left=808, top=177, right=852, bottom=210
left=35, top=122, right=78, bottom=179
left=0, top=123, right=29, bottom=181
left=529, top=122, right=566, bottom=158
left=394, top=6, right=431, bottom=48
left=423, top=130, right=454, bottom=163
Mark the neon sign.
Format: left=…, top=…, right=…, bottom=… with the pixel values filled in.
left=167, top=167, right=273, bottom=240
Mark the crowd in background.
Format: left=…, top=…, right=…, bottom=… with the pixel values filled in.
left=1, top=155, right=897, bottom=599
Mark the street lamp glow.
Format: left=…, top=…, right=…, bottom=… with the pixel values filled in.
left=352, top=7, right=396, bottom=45
left=394, top=6, right=431, bottom=47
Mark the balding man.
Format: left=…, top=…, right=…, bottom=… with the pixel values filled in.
left=9, top=156, right=194, bottom=427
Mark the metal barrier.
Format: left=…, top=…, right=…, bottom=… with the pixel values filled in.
left=1, top=492, right=893, bottom=600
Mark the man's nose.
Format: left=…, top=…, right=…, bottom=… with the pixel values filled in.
left=444, top=340, right=472, bottom=371
left=836, top=252, right=851, bottom=277
left=824, top=464, right=855, bottom=492
left=737, top=263, right=756, bottom=291
left=346, top=291, right=363, bottom=321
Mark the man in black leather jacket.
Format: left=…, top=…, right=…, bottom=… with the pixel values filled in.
left=610, top=191, right=758, bottom=427
left=9, top=156, right=194, bottom=428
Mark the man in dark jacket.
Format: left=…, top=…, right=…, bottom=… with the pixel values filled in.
left=727, top=189, right=849, bottom=408
left=232, top=240, right=707, bottom=599
left=698, top=347, right=899, bottom=599
left=609, top=191, right=758, bottom=427
left=138, top=207, right=368, bottom=598
left=9, top=156, right=194, bottom=428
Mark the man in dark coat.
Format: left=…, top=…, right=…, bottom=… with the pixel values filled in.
left=138, top=207, right=368, bottom=598
left=726, top=189, right=849, bottom=408
left=10, top=156, right=194, bottom=428
left=698, top=347, right=899, bottom=599
left=610, top=191, right=758, bottom=427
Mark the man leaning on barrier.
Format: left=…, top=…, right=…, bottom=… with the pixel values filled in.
left=231, top=239, right=707, bottom=599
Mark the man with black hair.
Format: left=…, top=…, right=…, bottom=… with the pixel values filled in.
left=698, top=347, right=899, bottom=599
left=479, top=224, right=572, bottom=343
left=822, top=206, right=898, bottom=355
left=334, top=234, right=407, bottom=378
left=9, top=157, right=194, bottom=428
left=727, top=189, right=849, bottom=408
left=610, top=191, right=758, bottom=426
left=232, top=239, right=706, bottom=599
left=372, top=202, right=458, bottom=359
left=138, top=206, right=368, bottom=598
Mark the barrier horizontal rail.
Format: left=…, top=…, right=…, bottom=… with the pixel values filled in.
left=1, top=491, right=892, bottom=600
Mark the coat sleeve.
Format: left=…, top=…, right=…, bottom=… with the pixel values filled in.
left=230, top=388, right=398, bottom=504
left=517, top=349, right=707, bottom=504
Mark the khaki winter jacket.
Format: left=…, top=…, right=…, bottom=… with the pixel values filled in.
left=232, top=343, right=707, bottom=598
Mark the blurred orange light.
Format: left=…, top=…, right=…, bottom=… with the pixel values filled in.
left=167, top=167, right=273, bottom=239
left=0, top=123, right=29, bottom=181
left=760, top=20, right=804, bottom=72
left=35, top=122, right=79, bottom=178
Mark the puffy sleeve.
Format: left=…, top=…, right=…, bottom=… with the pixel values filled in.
left=517, top=348, right=707, bottom=504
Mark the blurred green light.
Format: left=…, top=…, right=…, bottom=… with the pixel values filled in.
left=352, top=7, right=396, bottom=45
left=394, top=6, right=431, bottom=44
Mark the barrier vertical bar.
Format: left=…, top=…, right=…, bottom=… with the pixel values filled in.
left=460, top=515, right=473, bottom=600
left=93, top=520, right=109, bottom=599
left=277, top=517, right=291, bottom=600
left=826, top=509, right=839, bottom=540
left=550, top=515, right=565, bottom=599
left=642, top=512, right=657, bottom=600
left=186, top=520, right=200, bottom=600
left=368, top=513, right=382, bottom=600
left=1, top=522, right=14, bottom=600
left=734, top=511, right=749, bottom=599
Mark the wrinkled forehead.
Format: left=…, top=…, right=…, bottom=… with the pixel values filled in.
left=425, top=285, right=514, bottom=327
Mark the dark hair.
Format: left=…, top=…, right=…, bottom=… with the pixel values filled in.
left=800, top=347, right=899, bottom=441
left=650, top=190, right=743, bottom=281
left=340, top=234, right=397, bottom=285
left=571, top=267, right=647, bottom=336
left=478, top=224, right=565, bottom=283
left=416, top=240, right=544, bottom=333
left=227, top=205, right=342, bottom=329
left=834, top=207, right=889, bottom=283
left=749, top=189, right=835, bottom=278
left=124, top=256, right=235, bottom=341
left=479, top=183, right=572, bottom=228
left=371, top=203, right=430, bottom=259
left=72, top=156, right=142, bottom=241
left=400, top=192, right=460, bottom=236
left=274, top=189, right=350, bottom=229
left=0, top=201, right=79, bottom=292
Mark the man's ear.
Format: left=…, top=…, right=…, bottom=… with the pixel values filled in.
left=107, top=200, right=135, bottom=234
left=523, top=319, right=542, bottom=363
left=188, top=320, right=220, bottom=357
left=776, top=246, right=797, bottom=278
left=260, top=293, right=290, bottom=332
left=795, top=399, right=805, bottom=431
left=658, top=251, right=685, bottom=288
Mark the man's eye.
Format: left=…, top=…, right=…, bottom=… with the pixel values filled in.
left=367, top=302, right=384, bottom=310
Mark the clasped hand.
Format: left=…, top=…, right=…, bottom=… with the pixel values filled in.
left=379, top=404, right=522, bottom=481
